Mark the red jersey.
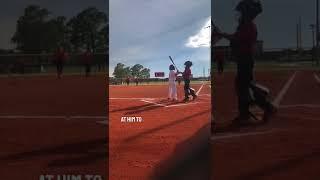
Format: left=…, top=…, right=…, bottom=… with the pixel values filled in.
left=232, top=22, right=257, bottom=55
left=54, top=51, right=67, bottom=63
left=82, top=51, right=93, bottom=64
left=183, top=67, right=192, bottom=80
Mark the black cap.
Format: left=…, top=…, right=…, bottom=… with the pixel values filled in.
left=235, top=0, right=262, bottom=20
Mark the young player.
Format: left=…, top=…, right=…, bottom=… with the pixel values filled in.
left=168, top=65, right=178, bottom=101
left=217, top=0, right=276, bottom=125
left=54, top=46, right=67, bottom=79
left=178, top=61, right=197, bottom=102
left=81, top=48, right=94, bottom=77
left=126, top=76, right=130, bottom=86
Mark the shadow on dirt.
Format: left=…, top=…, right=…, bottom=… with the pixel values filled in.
left=150, top=123, right=211, bottom=180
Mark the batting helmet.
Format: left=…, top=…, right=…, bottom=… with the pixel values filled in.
left=184, top=61, right=193, bottom=67
left=169, top=64, right=175, bottom=70
left=235, top=0, right=262, bottom=20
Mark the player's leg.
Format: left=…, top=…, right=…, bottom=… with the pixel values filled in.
left=56, top=62, right=61, bottom=79
left=168, top=83, right=173, bottom=100
left=86, top=64, right=91, bottom=77
left=184, top=79, right=190, bottom=101
left=60, top=62, right=64, bottom=78
left=88, top=64, right=91, bottom=76
left=252, top=86, right=277, bottom=121
left=217, top=60, right=222, bottom=74
left=234, top=56, right=253, bottom=123
left=173, top=83, right=178, bottom=101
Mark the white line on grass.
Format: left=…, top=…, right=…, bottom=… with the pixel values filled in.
left=211, top=129, right=282, bottom=141
left=314, top=73, right=320, bottom=84
left=273, top=72, right=297, bottom=107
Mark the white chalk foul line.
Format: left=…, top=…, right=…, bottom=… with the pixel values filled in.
left=0, top=115, right=106, bottom=120
left=96, top=120, right=108, bottom=125
left=198, top=94, right=210, bottom=97
left=273, top=72, right=297, bottom=107
left=0, top=115, right=108, bottom=126
left=110, top=97, right=157, bottom=100
left=140, top=99, right=167, bottom=107
left=211, top=129, right=282, bottom=141
left=280, top=104, right=320, bottom=109
left=165, top=102, right=204, bottom=108
left=140, top=99, right=205, bottom=108
left=314, top=73, right=320, bottom=84
left=0, top=115, right=65, bottom=119
left=196, top=82, right=205, bottom=96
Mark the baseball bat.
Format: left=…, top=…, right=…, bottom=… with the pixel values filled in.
left=169, top=56, right=180, bottom=72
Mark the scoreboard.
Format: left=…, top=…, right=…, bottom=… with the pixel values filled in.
left=155, top=72, right=165, bottom=77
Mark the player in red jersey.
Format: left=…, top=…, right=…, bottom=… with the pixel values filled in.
left=217, top=0, right=276, bottom=125
left=178, top=61, right=197, bottom=102
left=81, top=48, right=94, bottom=77
left=53, top=46, right=68, bottom=79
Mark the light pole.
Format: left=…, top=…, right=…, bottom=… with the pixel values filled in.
left=317, top=0, right=319, bottom=65
left=310, top=24, right=316, bottom=64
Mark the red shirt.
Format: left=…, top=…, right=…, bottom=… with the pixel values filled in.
left=232, top=22, right=257, bottom=55
left=54, top=51, right=67, bottom=63
left=183, top=67, right=192, bottom=80
left=82, top=51, right=93, bottom=64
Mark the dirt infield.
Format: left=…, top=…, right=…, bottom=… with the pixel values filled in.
left=212, top=70, right=320, bottom=179
left=0, top=75, right=107, bottom=179
left=109, top=82, right=211, bottom=180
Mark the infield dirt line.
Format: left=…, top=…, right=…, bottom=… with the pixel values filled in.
left=140, top=99, right=167, bottom=107
left=196, top=82, right=205, bottom=95
left=273, top=71, right=297, bottom=107
left=211, top=129, right=283, bottom=141
left=110, top=97, right=157, bottom=100
left=0, top=115, right=107, bottom=120
left=165, top=102, right=205, bottom=108
left=280, top=104, right=320, bottom=109
left=314, top=73, right=320, bottom=84
left=96, top=120, right=108, bottom=125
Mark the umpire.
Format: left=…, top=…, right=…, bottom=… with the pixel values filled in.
left=217, top=0, right=275, bottom=125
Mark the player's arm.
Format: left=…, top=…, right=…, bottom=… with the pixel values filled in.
left=217, top=32, right=234, bottom=41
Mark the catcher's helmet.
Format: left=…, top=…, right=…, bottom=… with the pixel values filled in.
left=235, top=0, right=262, bottom=20
left=184, top=61, right=193, bottom=67
left=169, top=64, right=175, bottom=70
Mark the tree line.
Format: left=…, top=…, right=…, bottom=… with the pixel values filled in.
left=11, top=5, right=107, bottom=54
left=113, top=63, right=151, bottom=80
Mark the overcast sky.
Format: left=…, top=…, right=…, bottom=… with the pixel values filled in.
left=213, top=0, right=317, bottom=50
left=0, top=0, right=107, bottom=49
left=109, top=0, right=211, bottom=78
